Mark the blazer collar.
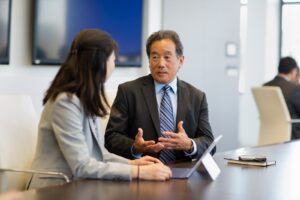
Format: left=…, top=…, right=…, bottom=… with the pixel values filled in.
left=276, top=75, right=290, bottom=83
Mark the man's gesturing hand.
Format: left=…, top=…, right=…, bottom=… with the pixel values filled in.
left=133, top=128, right=164, bottom=154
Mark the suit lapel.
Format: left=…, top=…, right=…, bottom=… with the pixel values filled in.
left=176, top=79, right=188, bottom=131
left=88, top=117, right=102, bottom=149
left=141, top=75, right=161, bottom=136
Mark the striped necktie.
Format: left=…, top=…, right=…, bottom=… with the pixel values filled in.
left=159, top=85, right=177, bottom=163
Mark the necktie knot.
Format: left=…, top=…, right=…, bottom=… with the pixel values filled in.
left=163, top=85, right=171, bottom=93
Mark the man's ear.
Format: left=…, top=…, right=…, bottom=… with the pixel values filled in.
left=178, top=55, right=185, bottom=69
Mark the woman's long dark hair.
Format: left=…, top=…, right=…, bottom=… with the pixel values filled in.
left=43, top=29, right=117, bottom=117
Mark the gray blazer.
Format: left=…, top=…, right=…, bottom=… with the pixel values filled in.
left=27, top=93, right=132, bottom=190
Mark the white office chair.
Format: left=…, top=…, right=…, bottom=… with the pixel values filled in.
left=252, top=86, right=300, bottom=145
left=0, top=95, right=69, bottom=192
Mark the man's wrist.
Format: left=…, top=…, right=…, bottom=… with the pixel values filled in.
left=184, top=139, right=197, bottom=156
left=132, top=144, right=141, bottom=154
left=131, top=145, right=143, bottom=158
left=186, top=140, right=194, bottom=153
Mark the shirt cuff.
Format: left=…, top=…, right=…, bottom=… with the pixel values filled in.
left=131, top=145, right=143, bottom=159
left=184, top=139, right=197, bottom=156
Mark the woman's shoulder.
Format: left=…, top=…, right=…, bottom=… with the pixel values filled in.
left=53, top=92, right=81, bottom=108
left=55, top=92, right=79, bottom=101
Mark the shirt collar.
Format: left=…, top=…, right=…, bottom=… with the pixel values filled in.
left=278, top=74, right=290, bottom=82
left=154, top=78, right=178, bottom=94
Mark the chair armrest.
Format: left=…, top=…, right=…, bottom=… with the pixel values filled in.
left=0, top=168, right=70, bottom=183
left=290, top=119, right=300, bottom=124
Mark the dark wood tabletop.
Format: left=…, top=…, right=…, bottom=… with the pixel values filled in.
left=23, top=140, right=300, bottom=200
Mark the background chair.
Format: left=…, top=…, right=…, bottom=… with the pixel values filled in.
left=252, top=86, right=300, bottom=145
left=0, top=95, right=69, bottom=193
left=0, top=95, right=38, bottom=192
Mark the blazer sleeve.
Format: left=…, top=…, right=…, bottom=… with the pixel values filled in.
left=105, top=85, right=136, bottom=159
left=51, top=95, right=132, bottom=180
left=102, top=146, right=130, bottom=164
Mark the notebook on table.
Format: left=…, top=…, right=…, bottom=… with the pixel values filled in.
left=170, top=135, right=222, bottom=179
left=224, top=158, right=276, bottom=167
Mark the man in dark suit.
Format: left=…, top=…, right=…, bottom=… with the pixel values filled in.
left=105, top=30, right=214, bottom=163
left=264, top=56, right=300, bottom=139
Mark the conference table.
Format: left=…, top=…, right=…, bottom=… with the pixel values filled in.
left=22, top=140, right=300, bottom=200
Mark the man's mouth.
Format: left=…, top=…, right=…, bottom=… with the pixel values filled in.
left=158, top=71, right=167, bottom=74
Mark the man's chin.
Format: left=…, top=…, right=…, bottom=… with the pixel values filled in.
left=154, top=76, right=170, bottom=84
left=156, top=80, right=169, bottom=84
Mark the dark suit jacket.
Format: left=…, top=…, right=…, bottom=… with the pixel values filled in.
left=105, top=75, right=214, bottom=160
left=264, top=75, right=300, bottom=139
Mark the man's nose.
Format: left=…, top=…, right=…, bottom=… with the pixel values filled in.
left=158, top=57, right=166, bottom=67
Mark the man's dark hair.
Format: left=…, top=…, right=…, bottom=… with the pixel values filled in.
left=278, top=56, right=299, bottom=74
left=43, top=29, right=117, bottom=117
left=146, top=30, right=183, bottom=58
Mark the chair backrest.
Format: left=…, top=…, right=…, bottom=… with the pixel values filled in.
left=251, top=86, right=291, bottom=145
left=0, top=95, right=38, bottom=192
left=99, top=90, right=117, bottom=134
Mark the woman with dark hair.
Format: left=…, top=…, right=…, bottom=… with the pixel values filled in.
left=27, top=29, right=171, bottom=189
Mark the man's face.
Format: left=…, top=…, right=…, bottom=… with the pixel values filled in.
left=148, top=39, right=184, bottom=84
left=291, top=68, right=300, bottom=85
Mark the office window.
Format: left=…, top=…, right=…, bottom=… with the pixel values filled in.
left=281, top=0, right=300, bottom=62
left=0, top=0, right=11, bottom=64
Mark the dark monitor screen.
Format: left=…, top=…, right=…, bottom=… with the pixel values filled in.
left=0, top=0, right=11, bottom=64
left=33, top=0, right=143, bottom=67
